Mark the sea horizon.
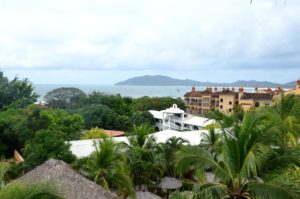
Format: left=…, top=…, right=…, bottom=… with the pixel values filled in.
left=34, top=84, right=257, bottom=101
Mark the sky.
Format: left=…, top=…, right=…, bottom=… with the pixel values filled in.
left=0, top=0, right=299, bottom=84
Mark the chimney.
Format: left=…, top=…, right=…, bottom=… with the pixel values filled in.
left=214, top=87, right=217, bottom=92
left=232, top=87, right=235, bottom=91
left=297, top=80, right=300, bottom=89
left=255, top=87, right=258, bottom=93
left=278, top=86, right=282, bottom=91
left=192, top=86, right=195, bottom=92
left=222, top=87, right=225, bottom=91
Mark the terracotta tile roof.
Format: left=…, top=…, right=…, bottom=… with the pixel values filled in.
left=216, top=90, right=237, bottom=95
left=200, top=89, right=213, bottom=95
left=103, top=130, right=125, bottom=137
left=240, top=93, right=273, bottom=100
left=184, top=91, right=202, bottom=97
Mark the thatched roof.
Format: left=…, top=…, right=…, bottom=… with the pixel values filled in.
left=127, top=191, right=161, bottom=199
left=158, top=177, right=182, bottom=190
left=19, top=159, right=119, bottom=199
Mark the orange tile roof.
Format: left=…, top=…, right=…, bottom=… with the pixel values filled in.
left=103, top=130, right=125, bottom=137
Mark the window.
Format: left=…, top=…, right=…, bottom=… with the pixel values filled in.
left=220, top=99, right=223, bottom=102
left=220, top=105, right=223, bottom=109
left=229, top=101, right=232, bottom=105
left=193, top=126, right=199, bottom=130
left=229, top=108, right=232, bottom=112
left=255, top=102, right=260, bottom=107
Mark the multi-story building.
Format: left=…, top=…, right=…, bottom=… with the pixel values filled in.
left=149, top=104, right=214, bottom=131
left=184, top=86, right=274, bottom=115
left=184, top=87, right=239, bottom=115
left=283, top=80, right=300, bottom=95
left=238, top=88, right=273, bottom=111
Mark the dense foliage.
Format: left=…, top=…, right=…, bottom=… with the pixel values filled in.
left=45, top=87, right=86, bottom=109
left=175, top=94, right=300, bottom=199
left=0, top=71, right=38, bottom=111
left=47, top=89, right=178, bottom=131
left=1, top=71, right=300, bottom=199
left=80, top=127, right=109, bottom=140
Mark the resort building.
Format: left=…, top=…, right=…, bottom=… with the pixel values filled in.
left=238, top=88, right=273, bottom=111
left=282, top=80, right=300, bottom=96
left=184, top=86, right=274, bottom=115
left=148, top=104, right=214, bottom=131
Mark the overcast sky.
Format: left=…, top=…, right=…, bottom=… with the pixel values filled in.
left=0, top=0, right=299, bottom=84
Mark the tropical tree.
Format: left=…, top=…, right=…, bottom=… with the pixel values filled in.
left=45, top=87, right=86, bottom=109
left=133, top=96, right=186, bottom=112
left=127, top=124, right=156, bottom=148
left=0, top=182, right=64, bottom=199
left=83, top=139, right=135, bottom=198
left=126, top=124, right=166, bottom=190
left=264, top=93, right=300, bottom=148
left=201, top=124, right=222, bottom=160
left=176, top=111, right=300, bottom=199
left=23, top=129, right=76, bottom=169
left=160, top=137, right=189, bottom=177
left=0, top=71, right=38, bottom=111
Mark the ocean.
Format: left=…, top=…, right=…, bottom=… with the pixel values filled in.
left=34, top=84, right=256, bottom=100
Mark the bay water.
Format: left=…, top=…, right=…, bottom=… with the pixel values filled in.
left=34, top=84, right=255, bottom=100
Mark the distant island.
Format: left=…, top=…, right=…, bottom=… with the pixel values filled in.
left=115, top=75, right=295, bottom=88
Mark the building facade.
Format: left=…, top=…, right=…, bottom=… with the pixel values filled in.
left=283, top=80, right=300, bottom=96
left=184, top=86, right=274, bottom=115
left=149, top=104, right=214, bottom=131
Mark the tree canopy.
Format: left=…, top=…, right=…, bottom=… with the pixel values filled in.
left=0, top=71, right=38, bottom=111
left=45, top=87, right=86, bottom=109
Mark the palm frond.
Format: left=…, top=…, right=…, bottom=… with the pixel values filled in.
left=192, top=183, right=228, bottom=199
left=248, top=182, right=300, bottom=199
left=175, top=146, right=231, bottom=182
left=0, top=182, right=64, bottom=199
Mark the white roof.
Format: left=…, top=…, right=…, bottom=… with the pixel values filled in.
left=69, top=129, right=209, bottom=158
left=69, top=136, right=129, bottom=158
left=183, top=116, right=215, bottom=127
left=163, top=104, right=184, bottom=114
left=149, top=110, right=164, bottom=119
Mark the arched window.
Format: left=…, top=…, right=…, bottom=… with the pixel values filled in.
left=255, top=102, right=260, bottom=107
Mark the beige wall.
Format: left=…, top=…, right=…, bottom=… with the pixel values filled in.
left=218, top=94, right=235, bottom=114
left=239, top=99, right=272, bottom=111
left=285, top=89, right=300, bottom=95
left=239, top=99, right=254, bottom=111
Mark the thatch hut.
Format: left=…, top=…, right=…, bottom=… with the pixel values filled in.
left=19, top=159, right=119, bottom=199
left=127, top=191, right=161, bottom=199
left=158, top=177, right=182, bottom=199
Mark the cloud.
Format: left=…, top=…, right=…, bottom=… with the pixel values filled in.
left=0, top=0, right=299, bottom=83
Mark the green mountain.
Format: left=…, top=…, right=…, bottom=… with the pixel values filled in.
left=115, top=75, right=296, bottom=88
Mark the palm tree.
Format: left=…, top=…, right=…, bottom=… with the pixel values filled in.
left=127, top=146, right=166, bottom=190
left=126, top=124, right=166, bottom=190
left=160, top=137, right=189, bottom=177
left=201, top=124, right=222, bottom=160
left=0, top=182, right=64, bottom=199
left=127, top=124, right=156, bottom=149
left=84, top=139, right=135, bottom=198
left=176, top=111, right=300, bottom=199
left=265, top=93, right=300, bottom=148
